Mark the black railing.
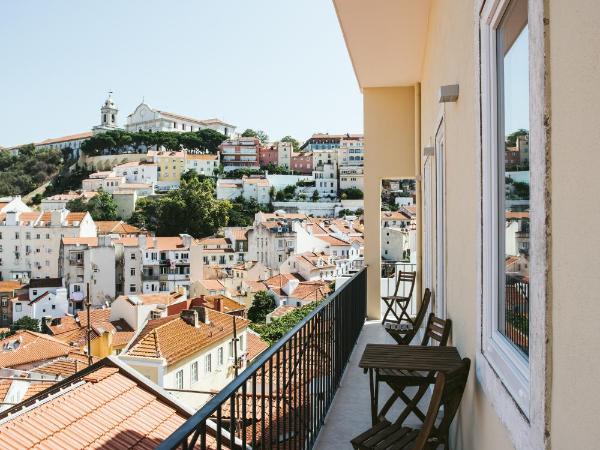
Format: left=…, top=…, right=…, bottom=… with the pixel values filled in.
left=503, top=279, right=529, bottom=356
left=158, top=267, right=367, bottom=450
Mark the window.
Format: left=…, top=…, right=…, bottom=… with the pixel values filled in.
left=191, top=361, right=198, bottom=382
left=15, top=303, right=22, bottom=312
left=204, top=354, right=212, bottom=373
left=129, top=284, right=136, bottom=293
left=228, top=341, right=234, bottom=358
left=1, top=297, right=7, bottom=307
left=239, top=334, right=244, bottom=351
left=175, top=370, right=183, bottom=389
left=218, top=347, right=224, bottom=365
left=15, top=232, right=19, bottom=239
left=130, top=268, right=136, bottom=276
left=480, top=0, right=546, bottom=440
left=130, top=253, right=136, bottom=260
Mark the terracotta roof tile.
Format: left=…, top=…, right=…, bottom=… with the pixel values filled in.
left=0, top=331, right=74, bottom=368
left=126, top=310, right=248, bottom=365
left=246, top=330, right=269, bottom=361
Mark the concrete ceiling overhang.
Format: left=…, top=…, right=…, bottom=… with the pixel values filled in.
left=333, top=0, right=432, bottom=89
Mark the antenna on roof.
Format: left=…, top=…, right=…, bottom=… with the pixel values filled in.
left=86, top=283, right=92, bottom=366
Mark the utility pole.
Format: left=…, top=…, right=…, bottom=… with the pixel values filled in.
left=86, top=283, right=92, bottom=366
left=232, top=316, right=239, bottom=377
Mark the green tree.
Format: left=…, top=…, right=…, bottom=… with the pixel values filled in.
left=312, top=190, right=320, bottom=201
left=67, top=190, right=119, bottom=221
left=241, top=128, right=269, bottom=144
left=0, top=145, right=63, bottom=197
left=506, top=129, right=528, bottom=147
left=247, top=291, right=277, bottom=323
left=11, top=316, right=40, bottom=333
left=250, top=301, right=321, bottom=344
left=280, top=135, right=300, bottom=152
left=340, top=188, right=364, bottom=200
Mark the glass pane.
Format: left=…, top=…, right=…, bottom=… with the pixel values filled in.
left=497, top=0, right=529, bottom=357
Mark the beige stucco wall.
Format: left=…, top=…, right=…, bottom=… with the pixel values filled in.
left=549, top=0, right=600, bottom=447
left=417, top=1, right=513, bottom=449
left=363, top=87, right=415, bottom=319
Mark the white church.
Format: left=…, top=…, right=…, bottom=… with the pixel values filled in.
left=33, top=93, right=236, bottom=159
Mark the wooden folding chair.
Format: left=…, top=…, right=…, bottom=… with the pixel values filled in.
left=384, top=288, right=432, bottom=345
left=351, top=358, right=471, bottom=450
left=376, top=314, right=452, bottom=424
left=381, top=270, right=417, bottom=325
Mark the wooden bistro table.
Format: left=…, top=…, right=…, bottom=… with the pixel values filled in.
left=358, top=344, right=463, bottom=426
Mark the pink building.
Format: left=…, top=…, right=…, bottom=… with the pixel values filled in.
left=291, top=152, right=313, bottom=174
left=258, top=145, right=279, bottom=167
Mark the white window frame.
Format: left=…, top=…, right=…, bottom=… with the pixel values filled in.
left=479, top=0, right=548, bottom=449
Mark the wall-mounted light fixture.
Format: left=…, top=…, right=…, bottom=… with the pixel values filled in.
left=439, top=84, right=459, bottom=103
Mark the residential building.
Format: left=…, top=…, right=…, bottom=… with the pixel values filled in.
left=290, top=151, right=313, bottom=174
left=264, top=273, right=331, bottom=307
left=11, top=278, right=69, bottom=323
left=95, top=220, right=143, bottom=237
left=125, top=101, right=235, bottom=136
left=40, top=191, right=97, bottom=212
left=339, top=166, right=364, bottom=190
left=0, top=196, right=31, bottom=214
left=112, top=160, right=159, bottom=185
left=194, top=237, right=236, bottom=270
left=312, top=149, right=338, bottom=197
left=277, top=141, right=293, bottom=169
left=147, top=150, right=185, bottom=191
left=258, top=144, right=279, bottom=167
left=0, top=330, right=75, bottom=370
left=219, top=136, right=260, bottom=171
left=81, top=170, right=114, bottom=191
left=59, top=236, right=118, bottom=309
left=109, top=291, right=187, bottom=331
left=195, top=279, right=228, bottom=297
left=120, top=308, right=249, bottom=408
left=337, top=136, right=365, bottom=166
left=0, top=210, right=96, bottom=281
left=381, top=226, right=411, bottom=261
left=279, top=251, right=338, bottom=281
left=248, top=213, right=303, bottom=268
left=34, top=131, right=93, bottom=160
left=167, top=294, right=247, bottom=319
left=184, top=152, right=219, bottom=176
left=44, top=308, right=134, bottom=357
left=0, top=280, right=24, bottom=327
left=0, top=357, right=220, bottom=449
left=216, top=176, right=271, bottom=204
left=121, top=234, right=194, bottom=295
left=301, top=133, right=361, bottom=151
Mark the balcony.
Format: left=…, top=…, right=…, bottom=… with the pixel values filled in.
left=158, top=268, right=367, bottom=450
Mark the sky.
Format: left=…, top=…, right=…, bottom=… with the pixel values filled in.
left=0, top=0, right=363, bottom=147
left=503, top=25, right=529, bottom=135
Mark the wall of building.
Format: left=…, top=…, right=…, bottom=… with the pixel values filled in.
left=417, top=1, right=512, bottom=448
left=549, top=0, right=600, bottom=447
left=363, top=86, right=415, bottom=319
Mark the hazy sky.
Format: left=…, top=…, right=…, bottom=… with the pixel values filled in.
left=0, top=0, right=363, bottom=147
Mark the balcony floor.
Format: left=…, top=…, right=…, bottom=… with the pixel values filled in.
left=314, top=320, right=431, bottom=450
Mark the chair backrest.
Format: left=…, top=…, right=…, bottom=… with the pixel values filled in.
left=392, top=270, right=417, bottom=299
left=412, top=358, right=471, bottom=450
left=411, top=288, right=432, bottom=329
left=420, top=313, right=452, bottom=346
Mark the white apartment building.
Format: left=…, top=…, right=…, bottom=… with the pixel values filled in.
left=219, top=137, right=260, bottom=171
left=216, top=176, right=271, bottom=204
left=247, top=215, right=301, bottom=269
left=0, top=210, right=96, bottom=281
left=339, top=166, right=364, bottom=190
left=381, top=226, right=412, bottom=262
left=112, top=161, right=159, bottom=185
left=11, top=278, right=68, bottom=323
left=59, top=236, right=119, bottom=309
left=312, top=149, right=338, bottom=197
left=81, top=171, right=114, bottom=191
left=40, top=191, right=97, bottom=212
left=125, top=102, right=235, bottom=137
left=110, top=291, right=187, bottom=331
left=35, top=131, right=93, bottom=160
left=279, top=251, right=338, bottom=281
left=121, top=234, right=194, bottom=295
left=337, top=137, right=365, bottom=166
left=119, top=308, right=248, bottom=409
left=184, top=153, right=219, bottom=177
left=0, top=197, right=31, bottom=214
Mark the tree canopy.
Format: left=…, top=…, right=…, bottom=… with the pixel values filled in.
left=340, top=188, right=364, bottom=200
left=247, top=291, right=277, bottom=323
left=128, top=177, right=231, bottom=237
left=80, top=129, right=227, bottom=156
left=11, top=316, right=40, bottom=333
left=241, top=129, right=269, bottom=144
left=505, top=129, right=528, bottom=147
left=250, top=301, right=321, bottom=344
left=280, top=135, right=300, bottom=152
left=0, top=145, right=63, bottom=196
left=66, top=189, right=119, bottom=221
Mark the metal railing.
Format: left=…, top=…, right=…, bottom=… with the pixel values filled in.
left=158, top=267, right=367, bottom=450
left=381, top=261, right=418, bottom=316
left=502, top=279, right=529, bottom=356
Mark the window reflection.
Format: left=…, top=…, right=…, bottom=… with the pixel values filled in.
left=497, top=0, right=529, bottom=356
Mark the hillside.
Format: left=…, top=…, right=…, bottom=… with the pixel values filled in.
left=0, top=145, right=63, bottom=197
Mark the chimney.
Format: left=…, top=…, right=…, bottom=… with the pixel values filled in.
left=180, top=309, right=199, bottom=328
left=51, top=209, right=65, bottom=226
left=214, top=297, right=223, bottom=313
left=197, top=306, right=210, bottom=324
left=138, top=234, right=147, bottom=249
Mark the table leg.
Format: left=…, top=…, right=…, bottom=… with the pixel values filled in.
left=368, top=368, right=378, bottom=426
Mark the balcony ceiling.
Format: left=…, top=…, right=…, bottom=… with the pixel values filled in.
left=333, top=0, right=432, bottom=88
